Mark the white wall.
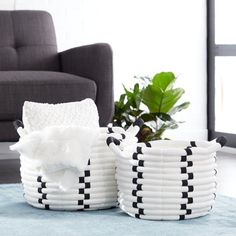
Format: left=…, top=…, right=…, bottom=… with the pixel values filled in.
left=0, top=0, right=207, bottom=140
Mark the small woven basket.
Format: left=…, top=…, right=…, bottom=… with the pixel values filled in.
left=17, top=122, right=142, bottom=211
left=107, top=128, right=226, bottom=220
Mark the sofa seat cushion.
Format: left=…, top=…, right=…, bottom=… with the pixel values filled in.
left=0, top=71, right=97, bottom=120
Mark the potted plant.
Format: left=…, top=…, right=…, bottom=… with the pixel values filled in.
left=112, top=72, right=190, bottom=142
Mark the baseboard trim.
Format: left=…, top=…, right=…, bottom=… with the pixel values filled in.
left=165, top=128, right=208, bottom=141
left=220, top=146, right=236, bottom=155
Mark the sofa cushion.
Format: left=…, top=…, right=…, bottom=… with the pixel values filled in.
left=0, top=121, right=19, bottom=141
left=0, top=11, right=59, bottom=71
left=0, top=71, right=97, bottom=120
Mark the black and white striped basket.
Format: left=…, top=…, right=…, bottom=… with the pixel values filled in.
left=17, top=122, right=142, bottom=211
left=107, top=129, right=227, bottom=220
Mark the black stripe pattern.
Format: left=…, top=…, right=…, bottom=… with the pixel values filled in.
left=35, top=168, right=93, bottom=210
left=116, top=139, right=217, bottom=220
left=26, top=124, right=121, bottom=211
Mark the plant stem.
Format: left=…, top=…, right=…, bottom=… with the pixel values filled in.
left=155, top=117, right=159, bottom=132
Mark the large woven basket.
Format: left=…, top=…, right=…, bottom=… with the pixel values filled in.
left=17, top=123, right=141, bottom=211
left=107, top=133, right=226, bottom=220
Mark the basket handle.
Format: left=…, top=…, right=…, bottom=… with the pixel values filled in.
left=106, top=137, right=125, bottom=158
left=13, top=120, right=24, bottom=130
left=13, top=120, right=27, bottom=137
left=215, top=136, right=227, bottom=147
left=106, top=119, right=144, bottom=158
left=125, top=118, right=144, bottom=136
left=209, top=136, right=227, bottom=152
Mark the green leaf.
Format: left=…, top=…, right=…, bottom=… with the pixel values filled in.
left=142, top=86, right=185, bottom=113
left=123, top=85, right=133, bottom=100
left=129, top=109, right=143, bottom=117
left=168, top=102, right=190, bottom=115
left=161, top=121, right=179, bottom=130
left=123, top=83, right=142, bottom=109
left=157, top=113, right=174, bottom=122
left=133, top=84, right=142, bottom=108
left=142, top=85, right=162, bottom=112
left=160, top=88, right=185, bottom=113
left=119, top=93, right=126, bottom=105
left=140, top=113, right=158, bottom=122
left=142, top=72, right=183, bottom=113
left=133, top=83, right=139, bottom=94
left=152, top=72, right=176, bottom=92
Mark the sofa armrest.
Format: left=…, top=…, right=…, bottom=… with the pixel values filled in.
left=59, top=43, right=114, bottom=126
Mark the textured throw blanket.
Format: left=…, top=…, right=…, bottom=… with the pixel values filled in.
left=10, top=99, right=100, bottom=191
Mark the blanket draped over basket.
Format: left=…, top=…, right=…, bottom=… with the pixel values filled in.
left=10, top=99, right=142, bottom=211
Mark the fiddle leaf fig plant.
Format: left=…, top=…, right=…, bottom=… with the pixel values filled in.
left=112, top=72, right=190, bottom=142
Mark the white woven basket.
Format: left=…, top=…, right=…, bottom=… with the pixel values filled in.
left=107, top=127, right=226, bottom=220
left=15, top=122, right=142, bottom=211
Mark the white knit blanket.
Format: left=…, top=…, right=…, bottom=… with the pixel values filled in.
left=22, top=98, right=99, bottom=133
left=11, top=99, right=100, bottom=190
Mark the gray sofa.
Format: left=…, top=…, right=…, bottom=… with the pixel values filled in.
left=0, top=10, right=114, bottom=141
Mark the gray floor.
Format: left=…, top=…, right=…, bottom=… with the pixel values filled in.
left=0, top=142, right=21, bottom=184
left=0, top=143, right=236, bottom=198
left=217, top=151, right=236, bottom=198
